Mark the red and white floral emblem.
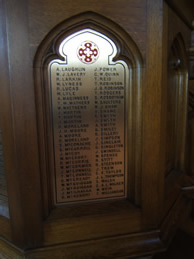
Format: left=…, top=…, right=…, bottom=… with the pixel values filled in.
left=78, top=41, right=99, bottom=64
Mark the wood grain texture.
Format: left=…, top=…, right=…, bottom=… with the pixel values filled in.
left=187, top=79, right=194, bottom=176
left=1, top=0, right=43, bottom=248
left=0, top=0, right=193, bottom=256
left=0, top=129, right=9, bottom=218
left=0, top=192, right=191, bottom=259
left=0, top=0, right=10, bottom=221
left=160, top=192, right=191, bottom=246
left=43, top=202, right=141, bottom=245
left=186, top=38, right=194, bottom=174
left=28, top=0, right=147, bottom=61
left=0, top=237, right=24, bottom=258
left=0, top=129, right=7, bottom=196
left=0, top=230, right=164, bottom=259
left=0, top=216, right=11, bottom=241
left=26, top=230, right=164, bottom=259
left=166, top=0, right=194, bottom=28
left=163, top=3, right=190, bottom=217
left=33, top=10, right=145, bottom=253
left=165, top=33, right=188, bottom=176
left=0, top=0, right=14, bottom=241
left=34, top=10, right=144, bottom=218
left=168, top=6, right=191, bottom=53
left=186, top=118, right=194, bottom=176
left=142, top=0, right=165, bottom=228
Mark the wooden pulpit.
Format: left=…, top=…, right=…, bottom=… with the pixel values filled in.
left=0, top=0, right=193, bottom=257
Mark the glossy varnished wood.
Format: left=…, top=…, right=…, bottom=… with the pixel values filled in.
left=34, top=11, right=144, bottom=216
left=0, top=0, right=13, bottom=241
left=187, top=79, right=194, bottom=176
left=0, top=215, right=11, bottom=241
left=166, top=0, right=194, bottom=29
left=0, top=238, right=24, bottom=258
left=168, top=5, right=191, bottom=52
left=25, top=230, right=163, bottom=259
left=160, top=192, right=192, bottom=246
left=0, top=0, right=193, bottom=257
left=0, top=0, right=43, bottom=248
left=163, top=3, right=190, bottom=217
left=142, top=0, right=165, bottom=228
left=0, top=230, right=164, bottom=259
left=34, top=10, right=145, bottom=254
left=187, top=41, right=194, bottom=176
left=43, top=201, right=141, bottom=245
left=28, top=0, right=147, bottom=60
left=0, top=129, right=9, bottom=218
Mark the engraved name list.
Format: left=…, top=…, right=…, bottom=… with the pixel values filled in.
left=49, top=29, right=128, bottom=204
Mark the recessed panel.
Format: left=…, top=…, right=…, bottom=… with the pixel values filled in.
left=48, top=29, right=128, bottom=204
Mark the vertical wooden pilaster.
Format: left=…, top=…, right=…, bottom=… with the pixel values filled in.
left=1, top=0, right=43, bottom=249
left=142, top=0, right=167, bottom=227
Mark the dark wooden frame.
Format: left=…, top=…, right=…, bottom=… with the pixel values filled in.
left=34, top=11, right=143, bottom=218
left=0, top=0, right=192, bottom=256
left=164, top=32, right=189, bottom=214
left=0, top=0, right=42, bottom=249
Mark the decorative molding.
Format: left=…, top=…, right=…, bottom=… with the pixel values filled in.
left=189, top=85, right=194, bottom=114
left=0, top=191, right=190, bottom=258
left=0, top=238, right=24, bottom=258
left=165, top=33, right=188, bottom=174
left=34, top=11, right=143, bottom=216
left=189, top=47, right=194, bottom=80
left=165, top=0, right=194, bottom=29
left=189, top=32, right=194, bottom=118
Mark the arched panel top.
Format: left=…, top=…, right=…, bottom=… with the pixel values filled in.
left=49, top=28, right=128, bottom=72
left=166, top=32, right=188, bottom=175
left=34, top=11, right=143, bottom=210
left=34, top=11, right=143, bottom=69
left=58, top=29, right=118, bottom=62
left=169, top=33, right=188, bottom=72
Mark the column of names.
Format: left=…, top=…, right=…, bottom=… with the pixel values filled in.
left=50, top=63, right=126, bottom=203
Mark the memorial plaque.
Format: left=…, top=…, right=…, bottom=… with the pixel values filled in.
left=48, top=29, right=128, bottom=204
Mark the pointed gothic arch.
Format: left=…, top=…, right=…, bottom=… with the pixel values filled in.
left=166, top=32, right=188, bottom=176
left=33, top=12, right=143, bottom=215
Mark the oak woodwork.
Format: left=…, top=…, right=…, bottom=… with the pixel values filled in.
left=0, top=0, right=12, bottom=242
left=163, top=5, right=190, bottom=218
left=34, top=11, right=143, bottom=217
left=166, top=33, right=188, bottom=175
left=0, top=238, right=24, bottom=258
left=186, top=41, right=194, bottom=177
left=43, top=202, right=141, bottom=246
left=25, top=231, right=163, bottom=259
left=187, top=80, right=194, bottom=176
left=142, top=0, right=165, bottom=227
left=166, top=0, right=194, bottom=29
left=28, top=0, right=147, bottom=61
left=0, top=128, right=8, bottom=218
left=0, top=215, right=11, bottom=241
left=0, top=0, right=193, bottom=257
left=160, top=192, right=192, bottom=246
left=33, top=11, right=146, bottom=251
left=0, top=0, right=42, bottom=249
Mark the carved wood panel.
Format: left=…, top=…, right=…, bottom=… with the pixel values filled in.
left=34, top=12, right=143, bottom=215
left=166, top=33, right=188, bottom=176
